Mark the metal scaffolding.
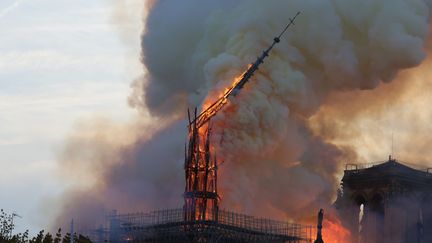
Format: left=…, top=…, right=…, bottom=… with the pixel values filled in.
left=105, top=208, right=313, bottom=243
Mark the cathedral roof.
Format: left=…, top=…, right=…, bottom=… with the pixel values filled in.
left=342, top=158, right=432, bottom=189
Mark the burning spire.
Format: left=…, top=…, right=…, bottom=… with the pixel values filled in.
left=183, top=12, right=301, bottom=222
left=189, top=12, right=301, bottom=129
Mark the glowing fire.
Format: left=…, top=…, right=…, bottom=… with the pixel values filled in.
left=196, top=65, right=354, bottom=243
left=195, top=65, right=252, bottom=138
left=322, top=218, right=352, bottom=243
left=201, top=65, right=252, bottom=115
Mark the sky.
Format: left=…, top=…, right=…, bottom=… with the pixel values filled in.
left=0, top=0, right=143, bottom=235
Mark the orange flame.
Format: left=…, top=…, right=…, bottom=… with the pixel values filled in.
left=201, top=64, right=252, bottom=112
left=196, top=65, right=252, bottom=139
left=198, top=65, right=354, bottom=243
left=322, top=218, right=352, bottom=243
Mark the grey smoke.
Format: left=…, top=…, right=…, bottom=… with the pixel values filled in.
left=54, top=0, right=432, bottom=234
left=129, top=0, right=431, bottom=220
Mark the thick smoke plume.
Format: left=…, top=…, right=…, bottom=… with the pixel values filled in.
left=129, top=0, right=431, bottom=218
left=53, top=0, right=432, bottom=241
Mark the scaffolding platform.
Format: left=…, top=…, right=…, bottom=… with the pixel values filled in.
left=104, top=208, right=313, bottom=243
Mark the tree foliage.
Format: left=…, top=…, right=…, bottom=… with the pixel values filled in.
left=0, top=210, right=92, bottom=243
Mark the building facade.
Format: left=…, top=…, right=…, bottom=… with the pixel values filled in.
left=336, top=157, right=432, bottom=243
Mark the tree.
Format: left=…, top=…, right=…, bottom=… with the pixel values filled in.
left=54, top=228, right=62, bottom=243
left=29, top=230, right=44, bottom=243
left=43, top=233, right=53, bottom=243
left=0, top=209, right=93, bottom=243
left=0, top=209, right=29, bottom=243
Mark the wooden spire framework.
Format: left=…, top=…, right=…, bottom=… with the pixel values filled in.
left=183, top=12, right=301, bottom=223
left=184, top=108, right=219, bottom=221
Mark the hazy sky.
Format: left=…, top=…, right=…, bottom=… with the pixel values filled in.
left=0, top=0, right=142, bottom=234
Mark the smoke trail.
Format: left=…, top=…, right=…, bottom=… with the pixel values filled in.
left=53, top=0, right=432, bottom=240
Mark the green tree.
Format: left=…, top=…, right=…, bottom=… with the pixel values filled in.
left=62, top=232, right=70, bottom=243
left=0, top=209, right=29, bottom=243
left=54, top=228, right=62, bottom=243
left=0, top=209, right=92, bottom=243
left=30, top=230, right=45, bottom=243
left=43, top=233, right=53, bottom=243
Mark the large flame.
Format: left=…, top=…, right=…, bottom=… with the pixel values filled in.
left=323, top=218, right=352, bottom=243
left=199, top=65, right=356, bottom=242
left=201, top=65, right=252, bottom=112
left=197, top=65, right=252, bottom=139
